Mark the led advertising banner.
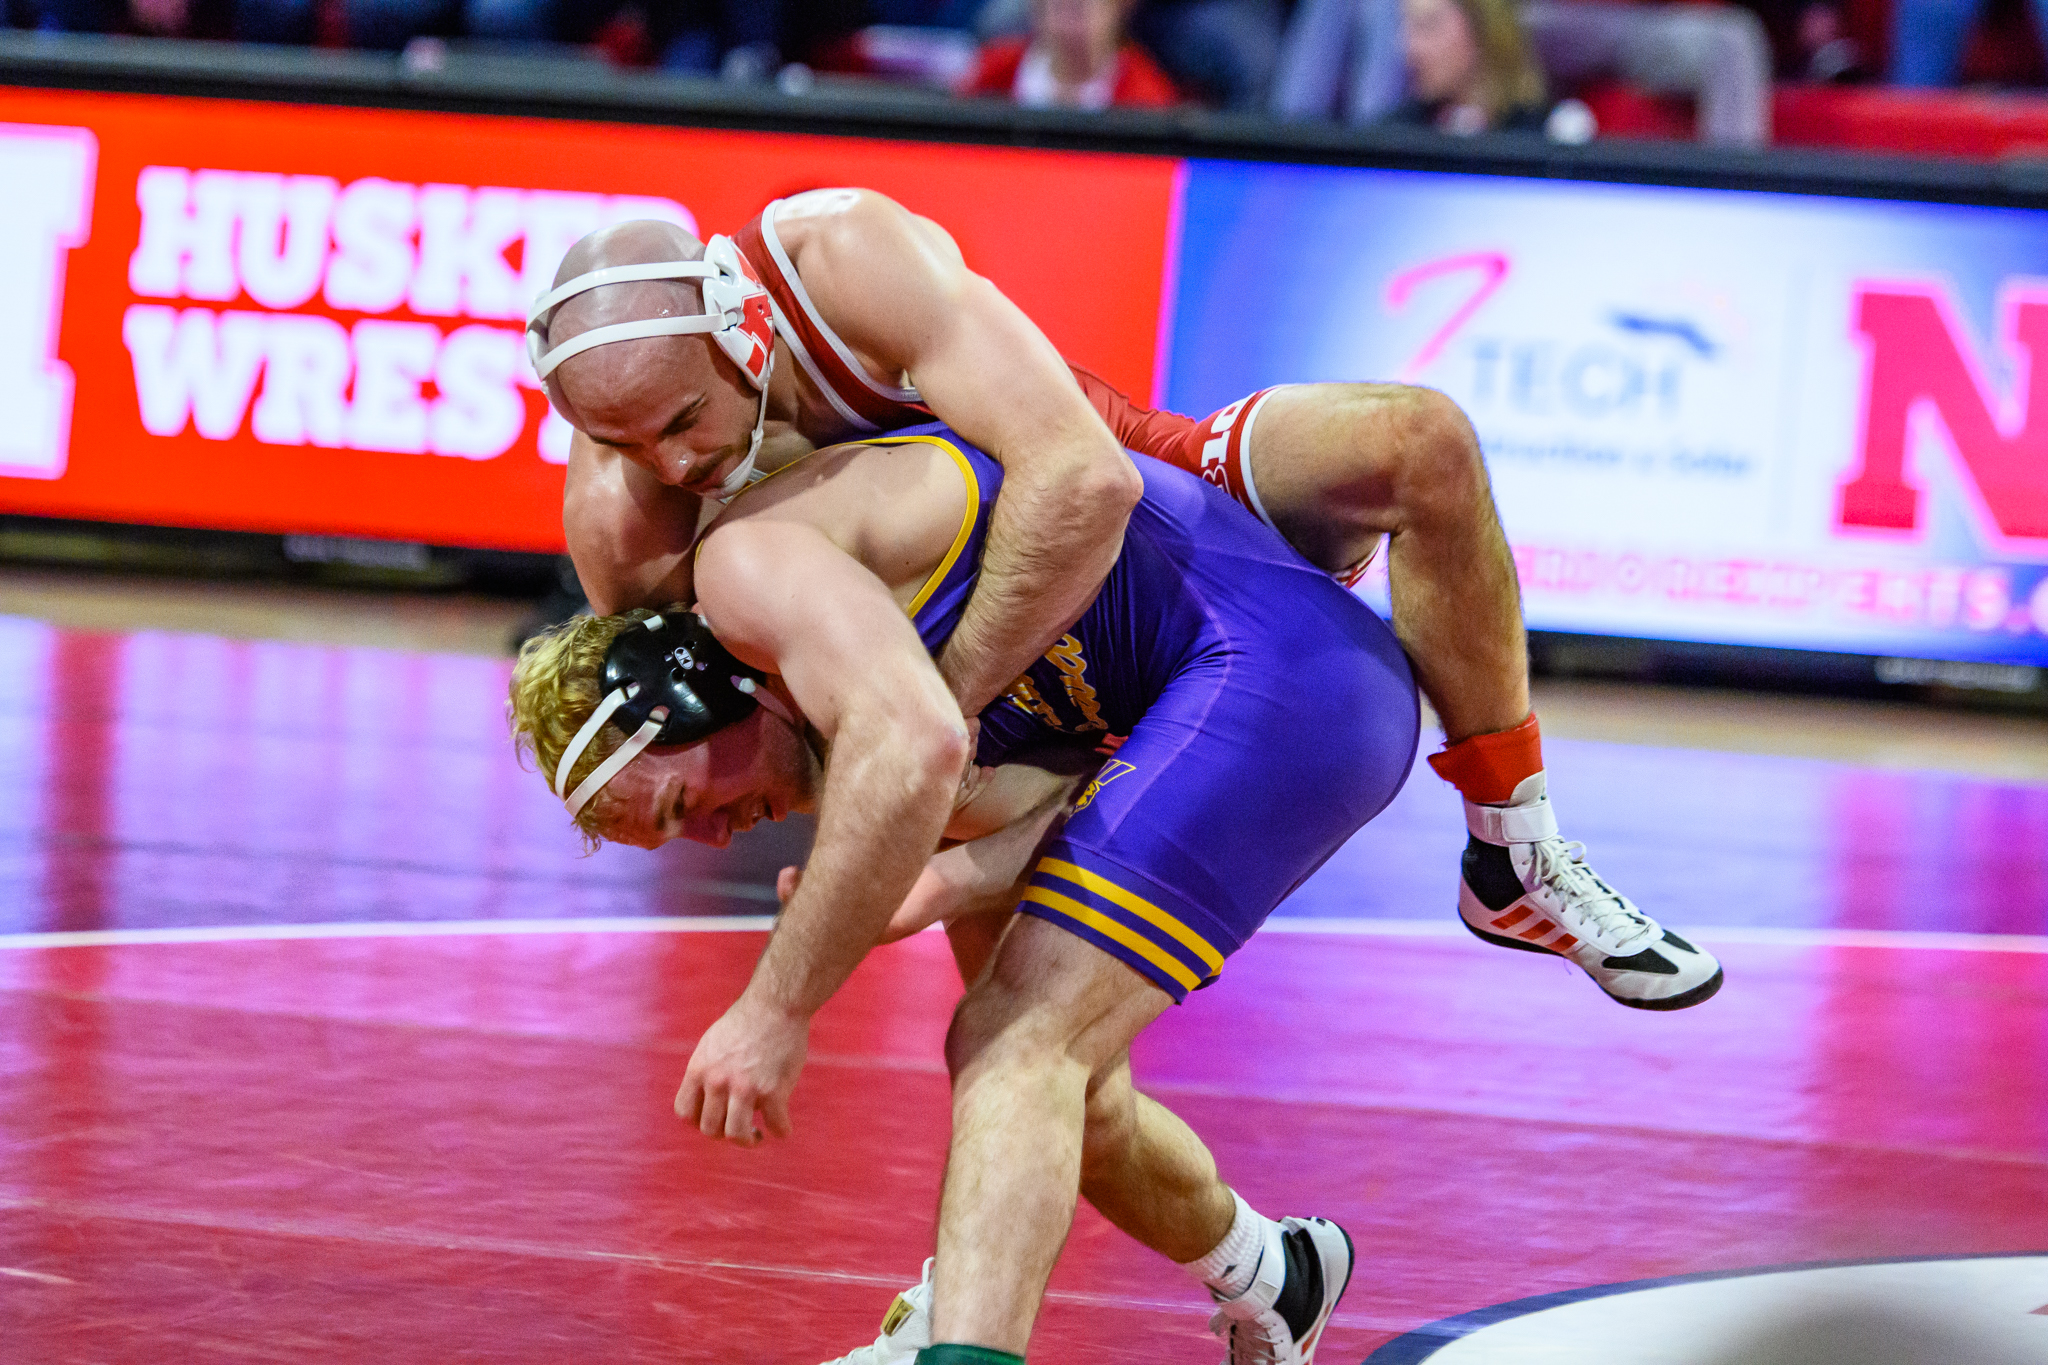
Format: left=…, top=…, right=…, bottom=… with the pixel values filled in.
left=6, top=84, right=2047, bottom=666
left=1163, top=160, right=2048, bottom=666
left=0, top=87, right=1175, bottom=550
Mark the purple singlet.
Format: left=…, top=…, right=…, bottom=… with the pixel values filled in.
left=891, top=423, right=1419, bottom=1002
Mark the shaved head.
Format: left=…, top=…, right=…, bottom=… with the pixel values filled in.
left=542, top=221, right=717, bottom=430
left=537, top=220, right=767, bottom=492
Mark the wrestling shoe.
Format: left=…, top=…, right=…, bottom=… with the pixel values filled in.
left=1209, top=1216, right=1353, bottom=1364
left=819, top=1260, right=932, bottom=1365
left=1458, top=773, right=1723, bottom=1010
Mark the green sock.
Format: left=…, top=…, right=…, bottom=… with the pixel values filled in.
left=915, top=1347, right=1024, bottom=1365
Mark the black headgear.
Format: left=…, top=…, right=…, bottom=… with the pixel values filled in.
left=551, top=611, right=782, bottom=817
left=602, top=612, right=767, bottom=746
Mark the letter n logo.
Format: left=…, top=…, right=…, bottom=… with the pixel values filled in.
left=0, top=124, right=97, bottom=480
left=1839, top=281, right=2048, bottom=546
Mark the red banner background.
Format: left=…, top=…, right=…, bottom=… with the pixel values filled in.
left=0, top=87, right=1178, bottom=550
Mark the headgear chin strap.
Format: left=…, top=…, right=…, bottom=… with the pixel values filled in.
left=527, top=236, right=777, bottom=500
left=552, top=612, right=797, bottom=821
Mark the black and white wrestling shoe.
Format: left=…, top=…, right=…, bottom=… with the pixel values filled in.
left=1209, top=1216, right=1353, bottom=1365
left=1458, top=774, right=1724, bottom=1010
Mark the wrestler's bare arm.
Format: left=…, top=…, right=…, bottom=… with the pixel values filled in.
left=676, top=516, right=971, bottom=1143
left=769, top=761, right=1080, bottom=943
left=885, top=763, right=1082, bottom=942
left=562, top=436, right=707, bottom=615
left=792, top=191, right=1144, bottom=714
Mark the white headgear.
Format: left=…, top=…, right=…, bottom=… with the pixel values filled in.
left=527, top=235, right=777, bottom=500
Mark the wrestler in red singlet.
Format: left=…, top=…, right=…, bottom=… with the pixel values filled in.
left=730, top=199, right=1320, bottom=576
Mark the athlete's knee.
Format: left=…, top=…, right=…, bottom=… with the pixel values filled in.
left=1366, top=385, right=1487, bottom=518
left=942, top=981, right=1007, bottom=1082
left=943, top=975, right=1066, bottom=1088
left=942, top=964, right=1139, bottom=1094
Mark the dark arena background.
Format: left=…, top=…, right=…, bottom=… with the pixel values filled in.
left=2, top=16, right=2046, bottom=1364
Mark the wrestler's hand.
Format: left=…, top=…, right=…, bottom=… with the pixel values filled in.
left=675, top=997, right=809, bottom=1146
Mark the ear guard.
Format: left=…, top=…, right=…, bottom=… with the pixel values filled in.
left=526, top=235, right=776, bottom=499
left=551, top=612, right=793, bottom=820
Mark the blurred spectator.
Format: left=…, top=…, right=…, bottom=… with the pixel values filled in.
left=968, top=0, right=1183, bottom=107
left=1887, top=0, right=2040, bottom=83
left=1793, top=2, right=1862, bottom=79
left=1523, top=1, right=1773, bottom=144
left=23, top=0, right=777, bottom=63
left=1733, top=0, right=1865, bottom=79
left=28, top=0, right=554, bottom=46
left=867, top=0, right=987, bottom=22
left=29, top=0, right=230, bottom=36
left=1271, top=0, right=1409, bottom=124
left=835, top=22, right=982, bottom=87
left=1390, top=0, right=1549, bottom=132
left=571, top=2, right=789, bottom=75
left=1130, top=0, right=1284, bottom=107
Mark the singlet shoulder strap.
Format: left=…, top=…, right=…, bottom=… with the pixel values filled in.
left=733, top=198, right=932, bottom=433
left=859, top=434, right=983, bottom=618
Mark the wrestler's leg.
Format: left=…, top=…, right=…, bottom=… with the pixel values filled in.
left=1078, top=1054, right=1236, bottom=1259
left=1246, top=382, right=1527, bottom=743
left=946, top=914, right=1237, bottom=1259
left=929, top=916, right=1183, bottom=1351
left=943, top=912, right=1009, bottom=987
left=1244, top=384, right=1724, bottom=1011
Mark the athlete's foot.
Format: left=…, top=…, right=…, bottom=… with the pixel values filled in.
left=1457, top=773, right=1724, bottom=1010
left=1209, top=1216, right=1353, bottom=1365
left=819, top=1261, right=932, bottom=1365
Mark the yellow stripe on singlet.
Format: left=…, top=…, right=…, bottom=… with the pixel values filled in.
left=1021, top=885, right=1203, bottom=994
left=1035, top=857, right=1226, bottom=974
left=691, top=436, right=979, bottom=619
left=857, top=435, right=981, bottom=618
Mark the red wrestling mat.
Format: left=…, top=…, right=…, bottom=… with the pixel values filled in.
left=3, top=925, right=2044, bottom=1362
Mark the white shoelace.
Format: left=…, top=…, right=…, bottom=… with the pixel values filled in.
left=1528, top=836, right=1656, bottom=953
left=1212, top=1311, right=1294, bottom=1365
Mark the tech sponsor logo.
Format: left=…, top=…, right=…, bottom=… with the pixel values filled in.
left=0, top=123, right=97, bottom=480
left=1456, top=310, right=1750, bottom=479
left=1366, top=1253, right=2048, bottom=1364
left=1383, top=250, right=1775, bottom=491
left=119, top=166, right=696, bottom=465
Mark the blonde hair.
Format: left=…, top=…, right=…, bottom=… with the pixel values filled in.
left=1456, top=0, right=1546, bottom=123
left=508, top=607, right=668, bottom=848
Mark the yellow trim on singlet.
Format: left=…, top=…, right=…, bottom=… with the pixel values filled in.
left=691, top=437, right=977, bottom=614
left=1036, top=857, right=1227, bottom=974
left=1021, top=885, right=1203, bottom=994
left=855, top=434, right=980, bottom=619
left=713, top=443, right=823, bottom=510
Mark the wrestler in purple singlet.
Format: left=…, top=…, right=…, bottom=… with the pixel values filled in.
left=887, top=421, right=1419, bottom=1002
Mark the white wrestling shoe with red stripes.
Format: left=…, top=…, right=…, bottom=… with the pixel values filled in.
left=1458, top=773, right=1724, bottom=1010
left=1209, top=1216, right=1354, bottom=1365
left=819, top=1260, right=931, bottom=1365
